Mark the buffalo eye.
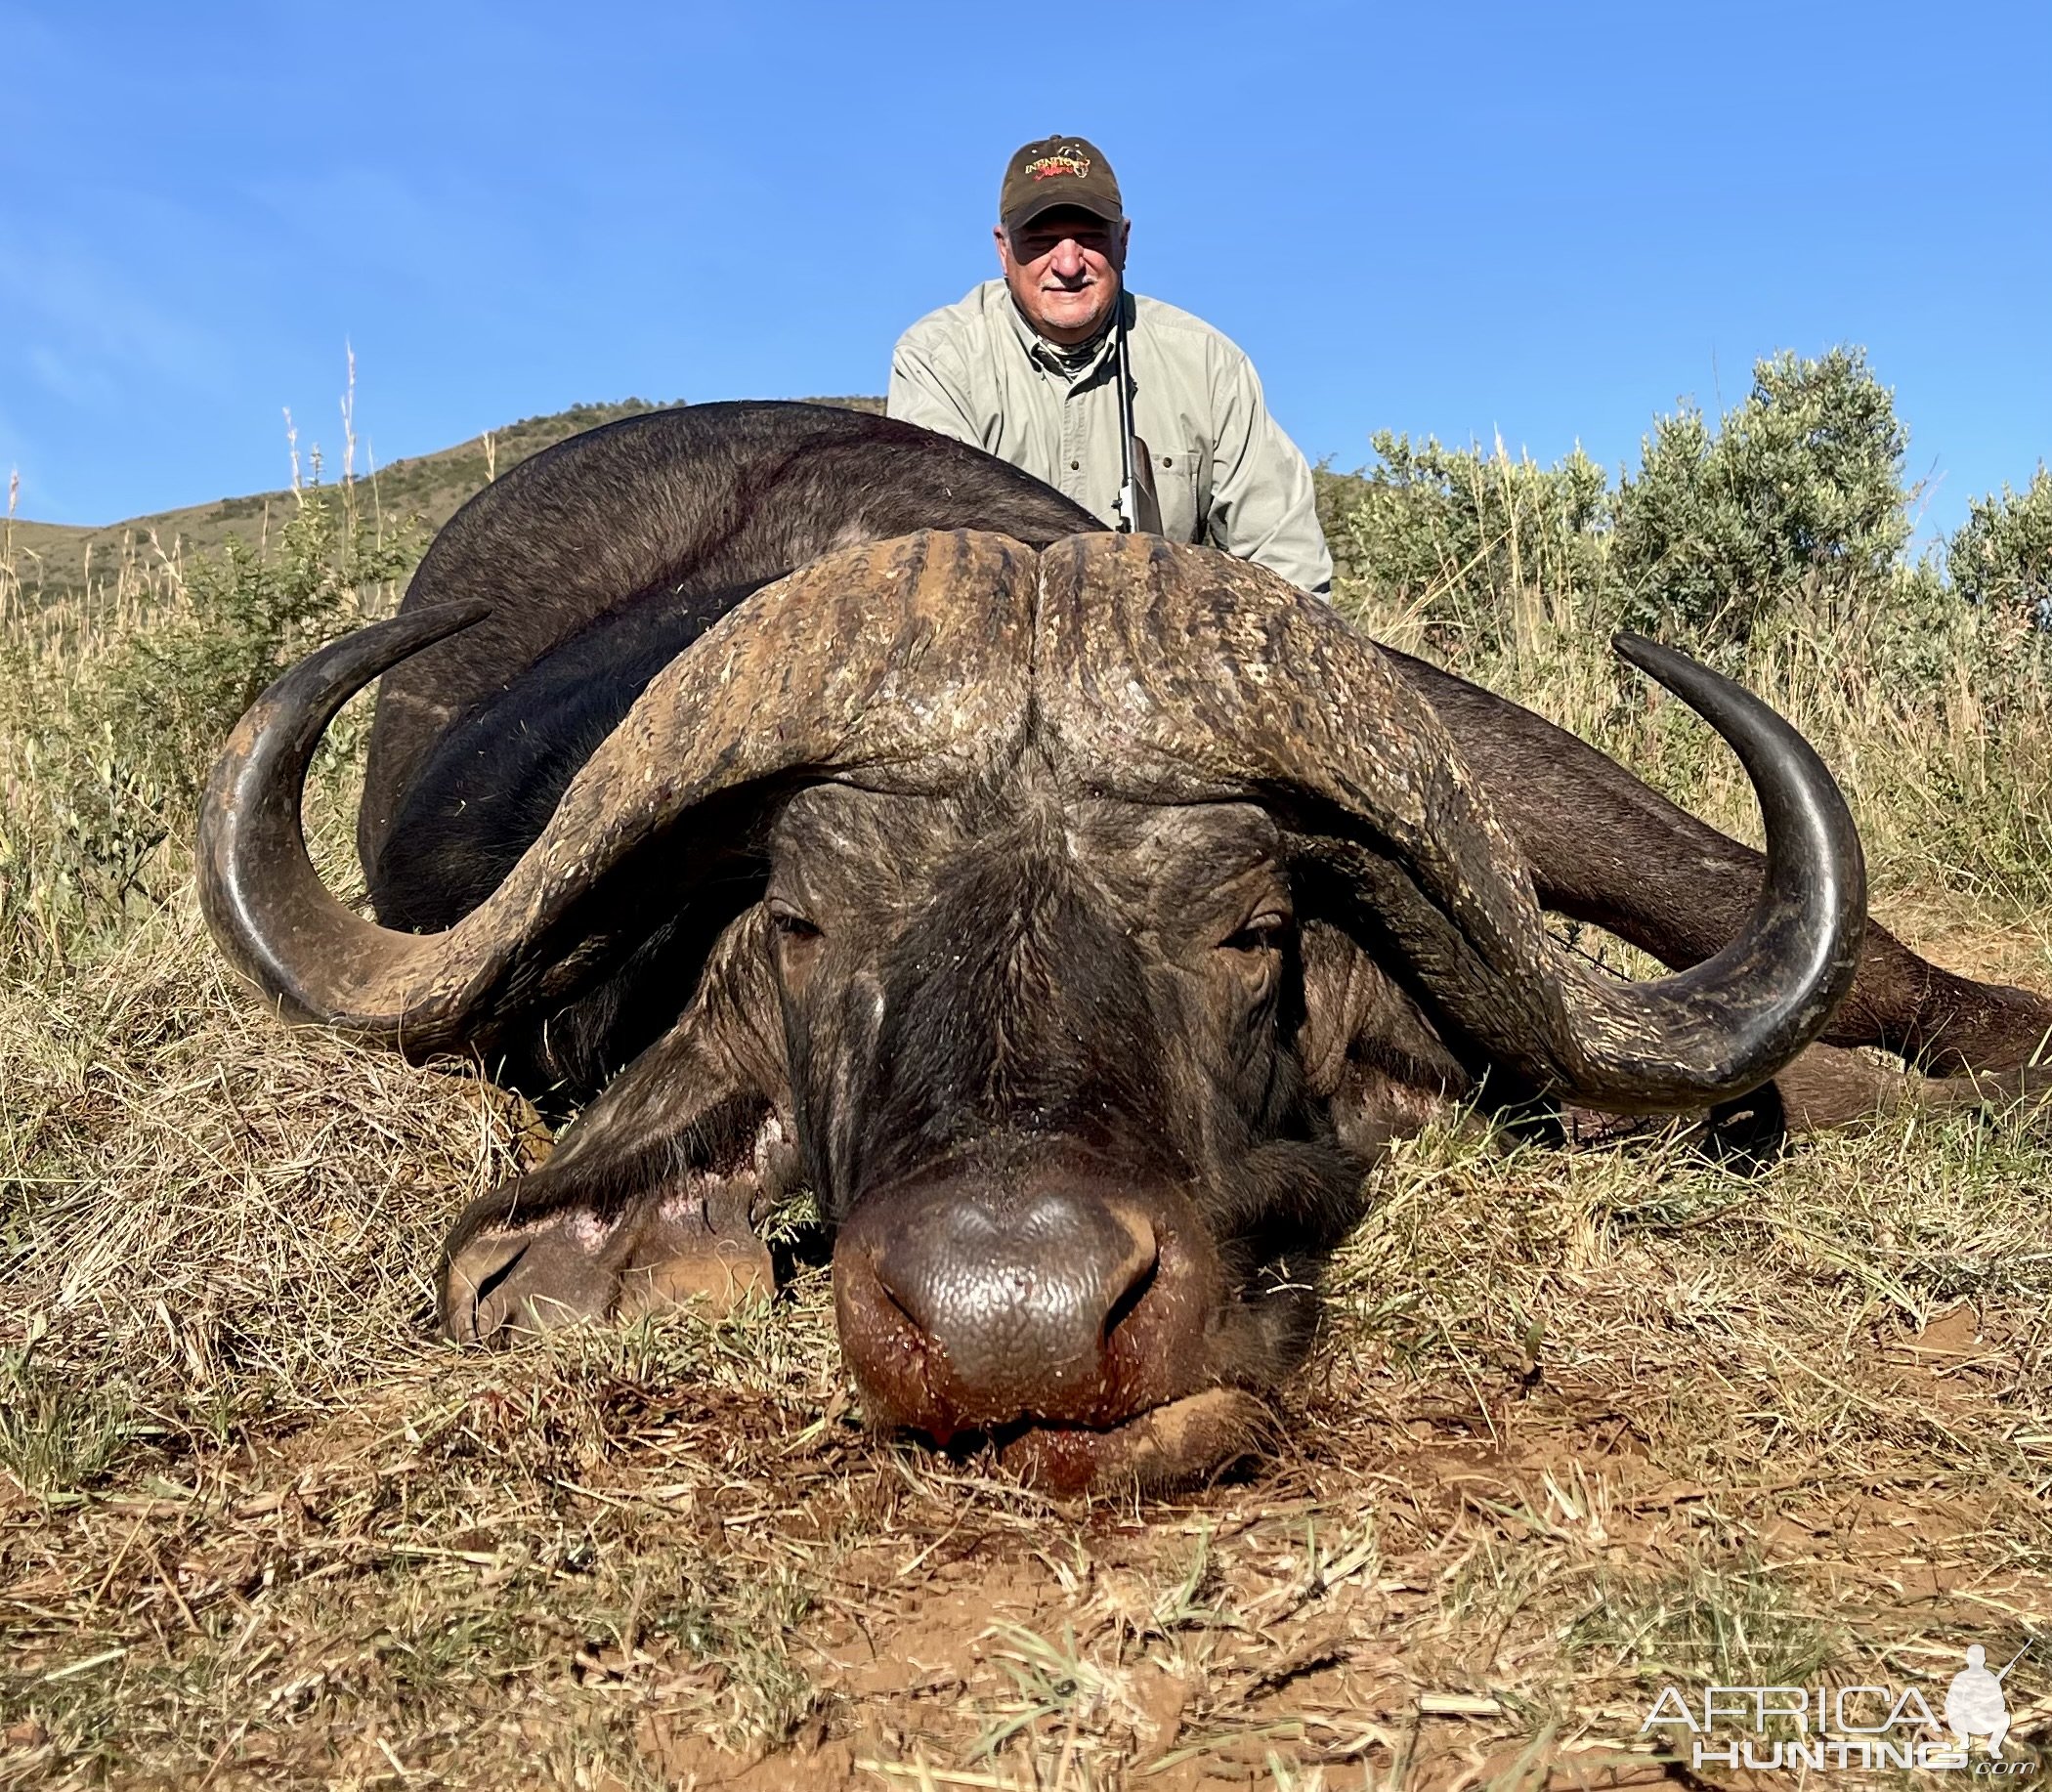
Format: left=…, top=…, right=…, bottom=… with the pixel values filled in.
left=767, top=898, right=821, bottom=942
left=1218, top=911, right=1288, bottom=955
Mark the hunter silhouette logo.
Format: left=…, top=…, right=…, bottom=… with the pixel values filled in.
left=1948, top=1644, right=2026, bottom=1758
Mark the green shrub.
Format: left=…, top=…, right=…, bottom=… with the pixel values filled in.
left=1319, top=348, right=2051, bottom=911
left=1946, top=465, right=2052, bottom=625
left=1611, top=348, right=1914, bottom=652
left=1323, top=347, right=1927, bottom=661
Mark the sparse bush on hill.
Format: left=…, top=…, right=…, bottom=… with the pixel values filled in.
left=0, top=489, right=411, bottom=961
left=101, top=491, right=411, bottom=812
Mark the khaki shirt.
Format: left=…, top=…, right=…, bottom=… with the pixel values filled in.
left=888, top=280, right=1333, bottom=596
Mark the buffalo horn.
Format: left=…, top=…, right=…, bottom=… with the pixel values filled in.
left=1035, top=533, right=1865, bottom=1113
left=196, top=531, right=1038, bottom=1053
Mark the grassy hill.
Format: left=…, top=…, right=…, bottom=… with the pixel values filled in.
left=3, top=388, right=1390, bottom=610
left=4, top=395, right=888, bottom=605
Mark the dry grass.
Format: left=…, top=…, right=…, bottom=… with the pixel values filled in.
left=4, top=882, right=2049, bottom=1789
left=5, top=467, right=2052, bottom=1787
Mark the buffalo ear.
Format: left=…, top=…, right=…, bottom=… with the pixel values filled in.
left=439, top=1173, right=775, bottom=1345
left=1292, top=919, right=1361, bottom=1100
left=1290, top=913, right=1475, bottom=1166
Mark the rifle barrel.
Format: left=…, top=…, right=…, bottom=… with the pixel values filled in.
left=1114, top=300, right=1139, bottom=533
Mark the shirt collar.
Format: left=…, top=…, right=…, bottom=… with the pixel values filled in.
left=1002, top=284, right=1122, bottom=380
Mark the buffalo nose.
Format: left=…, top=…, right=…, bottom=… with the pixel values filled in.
left=872, top=1187, right=1158, bottom=1411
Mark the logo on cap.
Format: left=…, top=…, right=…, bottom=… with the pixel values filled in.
left=1026, top=152, right=1091, bottom=183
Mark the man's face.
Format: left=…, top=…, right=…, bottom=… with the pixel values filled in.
left=994, top=206, right=1130, bottom=347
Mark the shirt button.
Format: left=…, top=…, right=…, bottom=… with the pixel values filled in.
left=1070, top=459, right=1081, bottom=471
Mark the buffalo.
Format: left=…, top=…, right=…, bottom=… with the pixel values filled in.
left=197, top=402, right=2052, bottom=1492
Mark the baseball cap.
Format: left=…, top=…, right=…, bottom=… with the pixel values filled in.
left=999, top=136, right=1124, bottom=236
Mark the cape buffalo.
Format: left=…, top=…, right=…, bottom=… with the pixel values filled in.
left=197, top=402, right=2052, bottom=1492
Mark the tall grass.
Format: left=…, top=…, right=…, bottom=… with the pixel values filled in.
left=0, top=477, right=410, bottom=968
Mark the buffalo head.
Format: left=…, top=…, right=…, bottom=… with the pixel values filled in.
left=197, top=528, right=1863, bottom=1490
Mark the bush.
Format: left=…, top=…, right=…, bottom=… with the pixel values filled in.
left=1321, top=432, right=1615, bottom=661
left=1319, top=348, right=2052, bottom=911
left=1323, top=347, right=1924, bottom=663
left=1611, top=348, right=1914, bottom=650
left=1946, top=466, right=2052, bottom=626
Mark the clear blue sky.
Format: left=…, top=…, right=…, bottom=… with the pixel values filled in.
left=3, top=1, right=2046, bottom=546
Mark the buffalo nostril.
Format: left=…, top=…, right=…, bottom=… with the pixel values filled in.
left=1100, top=1244, right=1157, bottom=1343
left=870, top=1188, right=1159, bottom=1407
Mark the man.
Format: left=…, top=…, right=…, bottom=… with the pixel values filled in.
left=888, top=136, right=1333, bottom=596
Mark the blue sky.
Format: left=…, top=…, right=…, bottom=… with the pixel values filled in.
left=2, top=0, right=2046, bottom=546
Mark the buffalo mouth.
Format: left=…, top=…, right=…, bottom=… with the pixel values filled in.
left=978, top=1388, right=1277, bottom=1495
left=831, top=1169, right=1267, bottom=1492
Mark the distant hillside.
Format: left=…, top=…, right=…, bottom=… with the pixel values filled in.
left=5, top=395, right=888, bottom=603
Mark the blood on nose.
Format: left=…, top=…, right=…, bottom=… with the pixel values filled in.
left=871, top=1187, right=1158, bottom=1411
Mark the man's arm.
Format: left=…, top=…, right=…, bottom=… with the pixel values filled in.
left=1203, top=345, right=1334, bottom=597
left=887, top=322, right=987, bottom=449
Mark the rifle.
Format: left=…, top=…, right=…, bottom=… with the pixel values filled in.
left=1113, top=296, right=1162, bottom=535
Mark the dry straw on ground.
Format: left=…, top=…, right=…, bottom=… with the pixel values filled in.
left=3, top=458, right=2050, bottom=1789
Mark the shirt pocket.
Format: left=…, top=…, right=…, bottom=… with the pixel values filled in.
left=1148, top=442, right=1206, bottom=544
